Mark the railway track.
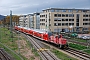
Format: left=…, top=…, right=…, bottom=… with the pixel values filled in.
left=22, top=33, right=59, bottom=60
left=63, top=48, right=90, bottom=60
left=40, top=41, right=90, bottom=60
left=0, top=48, right=13, bottom=60
left=19, top=32, right=90, bottom=60
left=68, top=39, right=90, bottom=46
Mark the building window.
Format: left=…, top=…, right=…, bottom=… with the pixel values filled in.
left=58, top=14, right=61, bottom=17
left=83, top=14, right=88, bottom=17
left=49, top=19, right=50, bottom=21
left=69, top=19, right=72, bottom=21
left=66, top=14, right=68, bottom=17
left=54, top=14, right=57, bottom=17
left=54, top=18, right=57, bottom=21
left=44, top=15, right=45, bottom=17
left=66, top=23, right=68, bottom=25
left=40, top=15, right=42, bottom=17
left=83, top=19, right=88, bottom=21
left=68, top=10, right=72, bottom=12
left=76, top=10, right=79, bottom=12
left=62, top=10, right=66, bottom=12
left=72, top=19, right=74, bottom=21
left=72, top=23, right=74, bottom=25
left=83, top=23, right=89, bottom=25
left=62, top=19, right=65, bottom=21
left=58, top=18, right=62, bottom=21
left=62, top=23, right=64, bottom=26
left=55, top=10, right=59, bottom=12
left=69, top=23, right=74, bottom=26
left=58, top=23, right=61, bottom=26
left=54, top=18, right=61, bottom=21
left=66, top=19, right=68, bottom=21
left=83, top=10, right=87, bottom=12
left=51, top=9, right=55, bottom=12
left=69, top=14, right=74, bottom=17
left=40, top=19, right=41, bottom=21
left=54, top=23, right=57, bottom=26
left=62, top=14, right=65, bottom=17
left=40, top=23, right=41, bottom=25
left=69, top=23, right=71, bottom=25
left=46, top=14, right=47, bottom=18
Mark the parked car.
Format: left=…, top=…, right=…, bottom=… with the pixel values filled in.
left=82, top=36, right=90, bottom=40
left=86, top=36, right=90, bottom=39
left=77, top=35, right=84, bottom=39
left=71, top=33, right=78, bottom=37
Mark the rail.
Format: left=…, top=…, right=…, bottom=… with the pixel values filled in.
left=22, top=33, right=59, bottom=60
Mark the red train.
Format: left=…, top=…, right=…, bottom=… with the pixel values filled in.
left=14, top=26, right=68, bottom=48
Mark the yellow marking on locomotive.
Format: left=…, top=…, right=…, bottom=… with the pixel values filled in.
left=37, top=48, right=49, bottom=52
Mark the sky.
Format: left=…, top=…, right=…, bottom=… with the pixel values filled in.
left=0, top=0, right=90, bottom=15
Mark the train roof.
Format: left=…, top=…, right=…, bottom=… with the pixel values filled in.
left=17, top=26, right=52, bottom=34
left=33, top=29, right=51, bottom=34
left=17, top=26, right=23, bottom=28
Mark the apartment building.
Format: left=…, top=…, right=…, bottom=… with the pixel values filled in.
left=19, top=13, right=40, bottom=29
left=33, top=13, right=40, bottom=29
left=19, top=15, right=27, bottom=27
left=40, top=8, right=90, bottom=33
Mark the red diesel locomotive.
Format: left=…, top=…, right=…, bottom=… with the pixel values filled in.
left=15, top=26, right=68, bottom=48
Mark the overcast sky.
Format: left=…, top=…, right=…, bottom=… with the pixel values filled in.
left=0, top=0, right=90, bottom=15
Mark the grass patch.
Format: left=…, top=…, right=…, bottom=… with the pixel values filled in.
left=0, top=28, right=22, bottom=60
left=51, top=48, right=77, bottom=60
left=0, top=43, right=21, bottom=60
left=21, top=35, right=42, bottom=59
left=84, top=50, right=90, bottom=54
left=69, top=43, right=87, bottom=50
left=31, top=46, right=40, bottom=57
left=70, top=38, right=87, bottom=43
left=69, top=43, right=90, bottom=54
